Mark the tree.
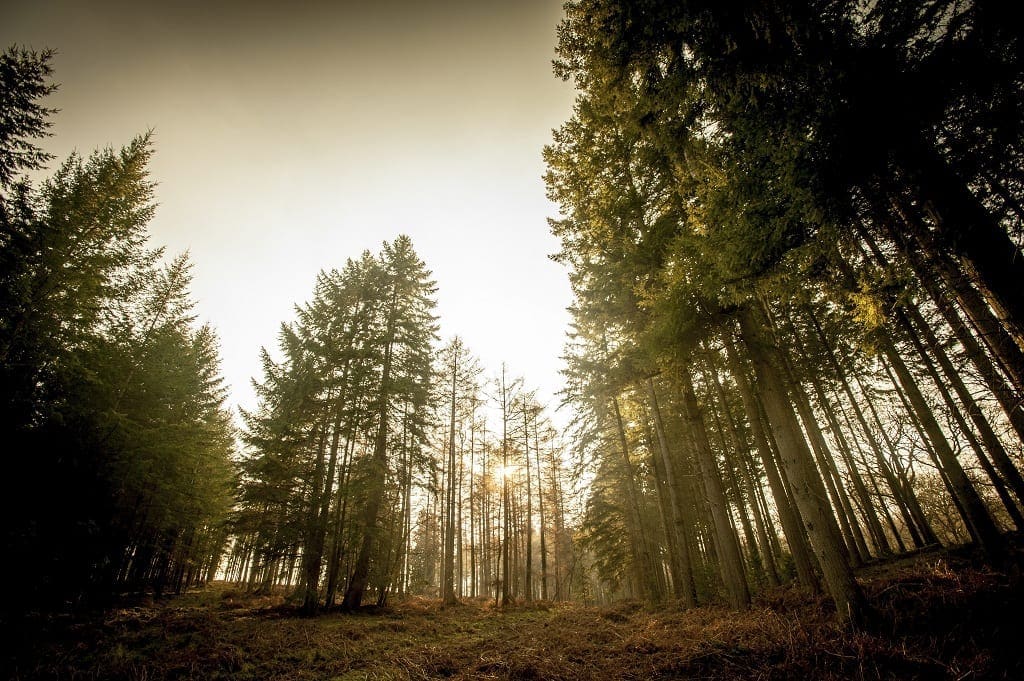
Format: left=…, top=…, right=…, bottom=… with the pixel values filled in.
left=340, top=236, right=437, bottom=609
left=1, top=56, right=236, bottom=607
left=437, top=336, right=480, bottom=605
left=547, top=0, right=1024, bottom=625
left=0, top=46, right=56, bottom=190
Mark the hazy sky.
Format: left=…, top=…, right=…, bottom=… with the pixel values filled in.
left=3, top=1, right=577, bottom=418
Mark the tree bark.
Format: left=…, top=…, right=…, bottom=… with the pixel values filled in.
left=645, top=377, right=699, bottom=605
left=534, top=416, right=549, bottom=601
left=900, top=305, right=1024, bottom=515
left=678, top=367, right=750, bottom=610
left=738, top=304, right=868, bottom=625
left=523, top=401, right=534, bottom=602
left=886, top=202, right=1024, bottom=393
left=701, top=357, right=768, bottom=585
left=894, top=310, right=1024, bottom=530
left=867, top=219, right=1024, bottom=442
left=442, top=346, right=459, bottom=605
left=725, top=334, right=819, bottom=592
left=889, top=146, right=1024, bottom=349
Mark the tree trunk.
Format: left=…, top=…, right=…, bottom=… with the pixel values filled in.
left=876, top=330, right=1005, bottom=559
left=894, top=310, right=1024, bottom=531
left=611, top=395, right=663, bottom=603
left=500, top=367, right=512, bottom=607
left=442, top=348, right=459, bottom=605
left=900, top=305, right=1024, bottom=515
left=534, top=416, right=549, bottom=601
left=523, top=402, right=533, bottom=602
left=738, top=304, right=868, bottom=625
left=854, top=375, right=939, bottom=546
left=468, top=401, right=477, bottom=598
left=889, top=147, right=1024, bottom=349
left=342, top=292, right=398, bottom=610
left=645, top=377, right=699, bottom=605
left=704, top=352, right=783, bottom=587
left=868, top=219, right=1024, bottom=443
left=801, top=306, right=933, bottom=548
left=886, top=202, right=1024, bottom=393
left=725, top=334, right=819, bottom=591
left=785, top=363, right=873, bottom=563
left=301, top=413, right=331, bottom=614
left=701, top=358, right=766, bottom=585
left=678, top=367, right=750, bottom=610
left=782, top=314, right=890, bottom=560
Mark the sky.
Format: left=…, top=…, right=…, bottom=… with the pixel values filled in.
left=2, top=0, right=578, bottom=421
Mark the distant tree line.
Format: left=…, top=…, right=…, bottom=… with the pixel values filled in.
left=228, top=244, right=576, bottom=613
left=547, top=0, right=1024, bottom=625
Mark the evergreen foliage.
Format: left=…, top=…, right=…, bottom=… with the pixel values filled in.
left=548, top=0, right=1024, bottom=624
left=0, top=47, right=235, bottom=612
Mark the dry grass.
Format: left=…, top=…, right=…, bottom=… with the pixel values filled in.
left=4, top=550, right=1021, bottom=680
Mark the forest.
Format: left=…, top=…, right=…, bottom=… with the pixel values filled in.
left=3, top=0, right=1024, bottom=678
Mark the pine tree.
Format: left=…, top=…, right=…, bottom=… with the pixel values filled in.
left=1, top=55, right=236, bottom=606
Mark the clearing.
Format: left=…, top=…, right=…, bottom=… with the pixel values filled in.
left=5, top=548, right=1022, bottom=680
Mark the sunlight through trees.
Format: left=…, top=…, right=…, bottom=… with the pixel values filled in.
left=3, top=0, right=1024, bottom=635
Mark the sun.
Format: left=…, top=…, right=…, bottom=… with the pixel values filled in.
left=494, top=464, right=520, bottom=480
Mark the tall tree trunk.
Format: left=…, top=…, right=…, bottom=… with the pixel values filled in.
left=702, top=358, right=766, bottom=585
left=782, top=314, right=895, bottom=560
left=738, top=304, right=868, bottom=625
left=832, top=387, right=915, bottom=550
left=786, top=364, right=873, bottom=563
left=773, top=310, right=885, bottom=561
left=480, top=422, right=492, bottom=601
left=611, top=395, right=663, bottom=603
left=853, top=375, right=940, bottom=546
left=678, top=367, right=750, bottom=610
left=856, top=217, right=1024, bottom=506
left=500, top=367, right=512, bottom=607
left=900, top=306, right=1024, bottom=514
left=522, top=401, right=533, bottom=602
left=886, top=201, right=1024, bottom=392
left=305, top=372, right=354, bottom=612
left=398, top=407, right=413, bottom=597
left=865, top=219, right=1024, bottom=442
left=301, top=412, right=331, bottom=614
left=342, top=291, right=398, bottom=610
left=888, top=146, right=1024, bottom=348
left=324, top=415, right=360, bottom=607
left=725, top=334, right=819, bottom=591
left=644, top=411, right=687, bottom=598
left=534, top=416, right=549, bottom=601
left=742, top=446, right=784, bottom=579
left=801, top=307, right=933, bottom=548
left=894, top=311, right=1024, bottom=530
left=703, top=358, right=780, bottom=585
left=876, top=331, right=1005, bottom=559
left=469, top=400, right=477, bottom=598
left=442, top=347, right=459, bottom=605
left=457, top=438, right=465, bottom=598
left=645, top=378, right=699, bottom=605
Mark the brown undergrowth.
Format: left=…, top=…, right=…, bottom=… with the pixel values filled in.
left=5, top=549, right=1021, bottom=680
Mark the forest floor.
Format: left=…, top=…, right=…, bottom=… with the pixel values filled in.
left=5, top=546, right=1023, bottom=680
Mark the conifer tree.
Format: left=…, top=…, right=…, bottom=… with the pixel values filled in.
left=1, top=52, right=237, bottom=607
